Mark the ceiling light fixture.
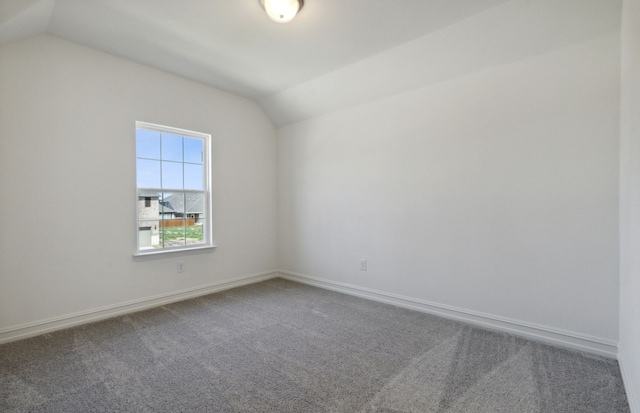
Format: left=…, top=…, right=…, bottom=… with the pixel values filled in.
left=259, top=0, right=303, bottom=24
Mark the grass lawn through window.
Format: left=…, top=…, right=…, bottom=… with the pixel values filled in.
left=160, top=224, right=204, bottom=247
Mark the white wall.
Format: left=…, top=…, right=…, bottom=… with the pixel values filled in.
left=0, top=35, right=278, bottom=338
left=619, top=0, right=640, bottom=409
left=278, top=30, right=621, bottom=352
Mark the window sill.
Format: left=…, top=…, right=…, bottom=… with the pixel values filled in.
left=133, top=245, right=216, bottom=261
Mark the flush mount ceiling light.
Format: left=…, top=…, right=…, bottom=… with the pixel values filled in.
left=259, top=0, right=303, bottom=23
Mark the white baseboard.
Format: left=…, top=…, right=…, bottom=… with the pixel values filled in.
left=1, top=269, right=620, bottom=360
left=618, top=349, right=640, bottom=413
left=0, top=271, right=279, bottom=344
left=278, top=270, right=619, bottom=358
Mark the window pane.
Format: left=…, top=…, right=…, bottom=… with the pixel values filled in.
left=160, top=192, right=178, bottom=215
left=162, top=161, right=183, bottom=189
left=161, top=220, right=186, bottom=248
left=136, top=129, right=160, bottom=159
left=187, top=220, right=204, bottom=245
left=138, top=191, right=160, bottom=219
left=185, top=193, right=204, bottom=215
left=138, top=191, right=160, bottom=249
left=162, top=133, right=183, bottom=162
left=185, top=192, right=205, bottom=244
left=184, top=138, right=203, bottom=164
left=184, top=164, right=203, bottom=190
left=138, top=219, right=160, bottom=249
left=138, top=226, right=152, bottom=248
left=137, top=159, right=161, bottom=188
left=160, top=192, right=183, bottom=247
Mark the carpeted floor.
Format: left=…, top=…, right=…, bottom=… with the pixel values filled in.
left=0, top=278, right=630, bottom=412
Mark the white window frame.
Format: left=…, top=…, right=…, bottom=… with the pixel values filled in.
left=134, top=121, right=214, bottom=259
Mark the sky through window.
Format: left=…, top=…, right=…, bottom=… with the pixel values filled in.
left=136, top=129, right=204, bottom=191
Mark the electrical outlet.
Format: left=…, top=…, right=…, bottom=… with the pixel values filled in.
left=177, top=262, right=185, bottom=273
left=360, top=259, right=367, bottom=271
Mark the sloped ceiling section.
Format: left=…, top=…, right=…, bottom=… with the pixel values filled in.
left=0, top=0, right=622, bottom=126
left=262, top=0, right=622, bottom=126
left=0, top=0, right=54, bottom=45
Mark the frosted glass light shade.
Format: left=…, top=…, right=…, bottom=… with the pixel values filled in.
left=261, top=0, right=302, bottom=23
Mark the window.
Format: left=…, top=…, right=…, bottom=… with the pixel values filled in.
left=135, top=121, right=212, bottom=256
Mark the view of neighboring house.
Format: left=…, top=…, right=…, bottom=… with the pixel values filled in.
left=137, top=192, right=160, bottom=248
left=138, top=192, right=205, bottom=248
left=162, top=193, right=205, bottom=223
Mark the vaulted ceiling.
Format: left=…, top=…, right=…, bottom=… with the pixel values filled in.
left=0, top=0, right=621, bottom=126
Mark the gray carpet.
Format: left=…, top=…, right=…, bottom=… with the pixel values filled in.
left=0, top=278, right=630, bottom=412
